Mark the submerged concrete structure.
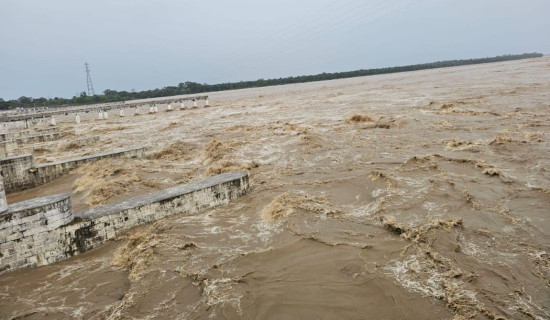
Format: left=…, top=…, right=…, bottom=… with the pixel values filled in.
left=0, top=129, right=74, bottom=157
left=0, top=172, right=249, bottom=274
left=5, top=136, right=100, bottom=157
left=0, top=127, right=60, bottom=142
left=0, top=147, right=144, bottom=193
left=11, top=130, right=72, bottom=145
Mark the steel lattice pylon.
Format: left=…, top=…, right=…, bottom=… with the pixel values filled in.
left=84, top=62, right=95, bottom=96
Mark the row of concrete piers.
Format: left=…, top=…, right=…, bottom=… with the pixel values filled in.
left=0, top=96, right=209, bottom=128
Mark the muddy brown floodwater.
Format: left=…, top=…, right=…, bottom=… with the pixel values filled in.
left=1, top=57, right=550, bottom=319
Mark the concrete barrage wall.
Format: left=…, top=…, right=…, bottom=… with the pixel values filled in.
left=0, top=127, right=59, bottom=142
left=0, top=147, right=144, bottom=193
left=0, top=141, right=17, bottom=158
left=12, top=130, right=73, bottom=145
left=31, top=147, right=144, bottom=187
left=0, top=155, right=35, bottom=193
left=8, top=136, right=100, bottom=157
left=0, top=172, right=249, bottom=274
left=0, top=194, right=72, bottom=272
left=0, top=129, right=68, bottom=157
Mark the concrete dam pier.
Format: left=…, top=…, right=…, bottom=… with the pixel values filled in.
left=0, top=172, right=249, bottom=274
left=0, top=147, right=145, bottom=193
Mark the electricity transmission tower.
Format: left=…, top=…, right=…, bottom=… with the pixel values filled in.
left=84, top=62, right=95, bottom=96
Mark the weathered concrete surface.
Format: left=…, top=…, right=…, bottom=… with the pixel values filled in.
left=0, top=155, right=35, bottom=193
left=8, top=136, right=100, bottom=157
left=0, top=127, right=59, bottom=142
left=30, top=147, right=144, bottom=187
left=0, top=131, right=73, bottom=154
left=0, top=175, right=7, bottom=213
left=0, top=172, right=248, bottom=274
left=11, top=130, right=73, bottom=145
left=0, top=141, right=17, bottom=158
left=0, top=147, right=144, bottom=193
left=1, top=194, right=72, bottom=240
left=0, top=194, right=72, bottom=273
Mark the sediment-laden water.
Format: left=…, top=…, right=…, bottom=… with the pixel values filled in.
left=1, top=57, right=549, bottom=319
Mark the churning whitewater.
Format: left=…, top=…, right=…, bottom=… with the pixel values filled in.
left=1, top=57, right=549, bottom=319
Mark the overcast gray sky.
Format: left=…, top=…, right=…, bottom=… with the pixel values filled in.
left=0, top=0, right=548, bottom=100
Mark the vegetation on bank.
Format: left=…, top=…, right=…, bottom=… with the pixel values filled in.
left=0, top=53, right=542, bottom=110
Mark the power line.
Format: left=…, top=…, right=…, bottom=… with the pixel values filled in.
left=174, top=0, right=425, bottom=86
left=202, top=0, right=422, bottom=83
left=179, top=0, right=369, bottom=81
left=211, top=0, right=421, bottom=82
left=220, top=0, right=395, bottom=76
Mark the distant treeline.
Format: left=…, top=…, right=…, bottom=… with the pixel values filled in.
left=0, top=52, right=542, bottom=110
